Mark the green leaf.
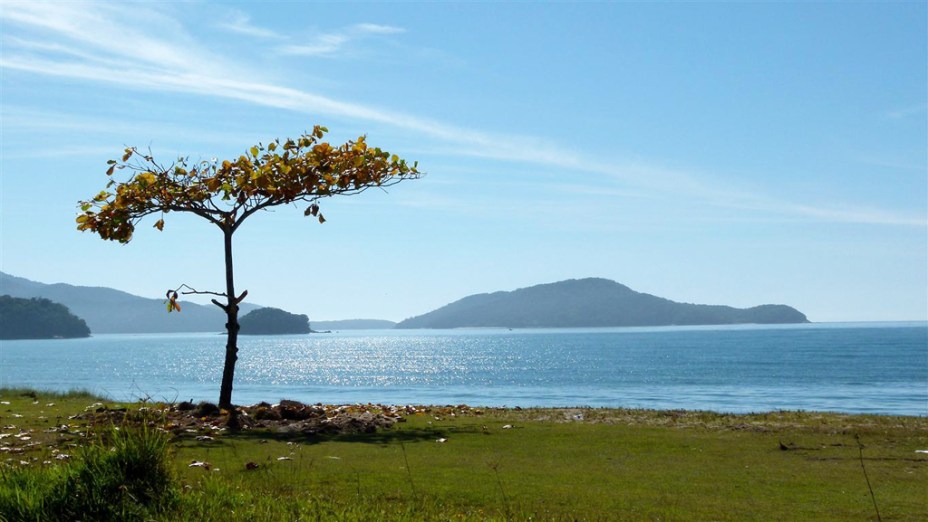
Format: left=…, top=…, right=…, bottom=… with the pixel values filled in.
left=250, top=146, right=259, bottom=158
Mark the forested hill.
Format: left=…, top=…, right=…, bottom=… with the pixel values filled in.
left=0, top=295, right=91, bottom=339
left=239, top=307, right=311, bottom=335
left=0, top=272, right=259, bottom=334
left=395, top=278, right=809, bottom=329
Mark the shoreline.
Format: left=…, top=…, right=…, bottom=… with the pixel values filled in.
left=2, top=386, right=925, bottom=420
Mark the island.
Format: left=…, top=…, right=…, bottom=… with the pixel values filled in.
left=312, top=319, right=396, bottom=330
left=238, top=307, right=311, bottom=335
left=0, top=295, right=91, bottom=339
left=395, top=278, right=809, bottom=329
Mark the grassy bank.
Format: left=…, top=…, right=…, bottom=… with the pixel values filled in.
left=1, top=389, right=926, bottom=520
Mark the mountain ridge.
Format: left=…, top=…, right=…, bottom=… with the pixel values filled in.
left=0, top=271, right=260, bottom=334
left=395, top=278, right=809, bottom=329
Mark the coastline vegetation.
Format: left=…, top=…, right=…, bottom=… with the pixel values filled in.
left=0, top=296, right=91, bottom=340
left=1, top=389, right=925, bottom=521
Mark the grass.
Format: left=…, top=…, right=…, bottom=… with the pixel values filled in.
left=1, top=389, right=926, bottom=521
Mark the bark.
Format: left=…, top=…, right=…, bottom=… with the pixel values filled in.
left=218, top=227, right=238, bottom=409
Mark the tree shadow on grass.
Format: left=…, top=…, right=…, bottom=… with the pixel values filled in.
left=221, top=425, right=451, bottom=447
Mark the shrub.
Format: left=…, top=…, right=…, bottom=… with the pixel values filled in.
left=0, top=426, right=176, bottom=522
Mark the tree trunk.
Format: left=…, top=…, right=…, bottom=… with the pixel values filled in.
left=218, top=227, right=238, bottom=409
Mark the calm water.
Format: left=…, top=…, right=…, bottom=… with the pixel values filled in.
left=1, top=323, right=925, bottom=415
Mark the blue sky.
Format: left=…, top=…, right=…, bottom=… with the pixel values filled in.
left=1, top=1, right=925, bottom=323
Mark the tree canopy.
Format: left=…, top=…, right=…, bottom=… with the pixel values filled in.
left=77, top=125, right=419, bottom=241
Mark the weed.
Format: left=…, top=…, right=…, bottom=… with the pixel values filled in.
left=0, top=425, right=176, bottom=521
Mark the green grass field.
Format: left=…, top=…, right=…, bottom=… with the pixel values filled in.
left=1, top=389, right=926, bottom=521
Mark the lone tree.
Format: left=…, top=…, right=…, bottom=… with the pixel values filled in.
left=78, top=125, right=420, bottom=408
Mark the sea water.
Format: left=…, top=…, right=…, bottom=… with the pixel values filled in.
left=1, top=322, right=925, bottom=415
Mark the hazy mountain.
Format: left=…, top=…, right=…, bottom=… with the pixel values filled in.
left=395, top=278, right=809, bottom=329
left=0, top=295, right=91, bottom=339
left=0, top=272, right=260, bottom=334
left=312, top=319, right=397, bottom=331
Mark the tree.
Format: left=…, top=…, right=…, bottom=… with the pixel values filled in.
left=78, top=125, right=420, bottom=409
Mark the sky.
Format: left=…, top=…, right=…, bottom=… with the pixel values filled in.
left=0, top=1, right=925, bottom=323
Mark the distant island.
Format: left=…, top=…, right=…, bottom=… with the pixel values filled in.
left=0, top=295, right=91, bottom=339
left=239, top=307, right=310, bottom=335
left=312, top=319, right=397, bottom=330
left=395, top=278, right=809, bottom=329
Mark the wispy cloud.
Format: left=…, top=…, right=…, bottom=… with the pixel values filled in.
left=216, top=10, right=281, bottom=39
left=884, top=103, right=928, bottom=120
left=353, top=23, right=406, bottom=35
left=0, top=2, right=923, bottom=228
left=0, top=2, right=235, bottom=77
left=280, top=23, right=406, bottom=56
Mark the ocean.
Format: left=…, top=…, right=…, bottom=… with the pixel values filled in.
left=1, top=322, right=925, bottom=415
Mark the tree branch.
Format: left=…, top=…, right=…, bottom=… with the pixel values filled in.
left=173, top=283, right=227, bottom=299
